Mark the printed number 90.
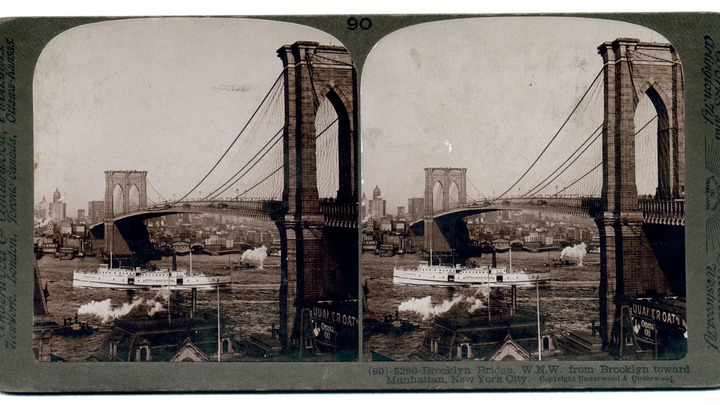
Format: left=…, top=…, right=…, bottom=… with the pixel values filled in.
left=347, top=17, right=372, bottom=30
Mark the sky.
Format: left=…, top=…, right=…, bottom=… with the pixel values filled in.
left=34, top=18, right=337, bottom=214
left=361, top=17, right=670, bottom=212
left=33, top=16, right=673, bottom=216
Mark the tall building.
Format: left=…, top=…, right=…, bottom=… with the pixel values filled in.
left=408, top=197, right=424, bottom=221
left=361, top=193, right=368, bottom=221
left=88, top=200, right=104, bottom=224
left=397, top=206, right=405, bottom=218
left=35, top=195, right=49, bottom=223
left=77, top=209, right=86, bottom=222
left=372, top=185, right=381, bottom=200
left=49, top=188, right=66, bottom=223
left=369, top=185, right=386, bottom=221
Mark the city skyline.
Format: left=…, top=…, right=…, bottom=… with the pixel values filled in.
left=361, top=17, right=668, bottom=211
left=34, top=188, right=103, bottom=223
left=362, top=183, right=419, bottom=220
left=34, top=18, right=338, bottom=214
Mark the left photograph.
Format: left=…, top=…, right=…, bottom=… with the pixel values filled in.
left=32, top=18, right=359, bottom=362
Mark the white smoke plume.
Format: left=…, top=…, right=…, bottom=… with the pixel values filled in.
left=78, top=298, right=144, bottom=323
left=467, top=298, right=484, bottom=313
left=560, top=242, right=587, bottom=266
left=78, top=291, right=169, bottom=322
left=155, top=288, right=170, bottom=301
left=468, top=287, right=489, bottom=313
left=146, top=290, right=169, bottom=316
left=146, top=301, right=165, bottom=317
left=241, top=245, right=267, bottom=269
left=398, top=294, right=485, bottom=321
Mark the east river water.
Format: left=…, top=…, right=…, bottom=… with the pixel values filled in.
left=36, top=253, right=281, bottom=361
left=362, top=250, right=604, bottom=361
left=35, top=249, right=603, bottom=362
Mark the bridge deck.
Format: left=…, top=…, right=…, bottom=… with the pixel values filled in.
left=91, top=198, right=358, bottom=236
left=412, top=197, right=684, bottom=227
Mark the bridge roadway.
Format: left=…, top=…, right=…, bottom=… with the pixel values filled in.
left=90, top=197, right=358, bottom=239
left=410, top=196, right=684, bottom=231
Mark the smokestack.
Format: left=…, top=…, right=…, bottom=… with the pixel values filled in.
left=492, top=249, right=497, bottom=268
left=511, top=285, right=517, bottom=316
left=172, top=253, right=177, bottom=271
left=191, top=288, right=197, bottom=318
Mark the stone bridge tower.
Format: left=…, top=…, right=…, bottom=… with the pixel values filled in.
left=596, top=38, right=684, bottom=351
left=103, top=170, right=148, bottom=256
left=276, top=41, right=358, bottom=358
left=423, top=167, right=467, bottom=257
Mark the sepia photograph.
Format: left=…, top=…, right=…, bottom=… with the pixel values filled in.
left=1, top=10, right=717, bottom=393
left=361, top=17, right=686, bottom=364
left=32, top=18, right=359, bottom=362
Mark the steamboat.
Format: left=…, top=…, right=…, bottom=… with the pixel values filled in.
left=73, top=263, right=231, bottom=290
left=393, top=261, right=550, bottom=287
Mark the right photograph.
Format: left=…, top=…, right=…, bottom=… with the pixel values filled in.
left=361, top=17, right=686, bottom=362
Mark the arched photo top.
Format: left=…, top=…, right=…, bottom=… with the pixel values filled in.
left=361, top=16, right=675, bottom=209
left=33, top=17, right=346, bottom=215
left=360, top=16, right=686, bottom=362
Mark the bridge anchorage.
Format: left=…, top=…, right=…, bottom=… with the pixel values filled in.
left=412, top=38, right=685, bottom=359
left=91, top=41, right=359, bottom=360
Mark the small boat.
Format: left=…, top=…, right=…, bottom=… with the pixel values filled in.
left=53, top=315, right=99, bottom=337
left=225, top=262, right=255, bottom=270
left=364, top=312, right=419, bottom=336
left=73, top=263, right=231, bottom=290
left=545, top=258, right=573, bottom=267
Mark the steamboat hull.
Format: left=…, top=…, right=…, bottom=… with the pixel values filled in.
left=73, top=265, right=231, bottom=290
left=392, top=263, right=550, bottom=287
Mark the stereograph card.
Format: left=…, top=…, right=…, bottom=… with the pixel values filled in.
left=0, top=13, right=718, bottom=392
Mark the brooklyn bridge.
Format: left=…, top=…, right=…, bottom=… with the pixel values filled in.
left=83, top=38, right=684, bottom=359
left=406, top=38, right=684, bottom=357
left=86, top=41, right=359, bottom=359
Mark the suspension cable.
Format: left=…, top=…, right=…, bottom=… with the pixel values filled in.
left=204, top=127, right=284, bottom=200
left=627, top=53, right=640, bottom=104
left=629, top=49, right=680, bottom=65
left=467, top=177, right=486, bottom=201
left=546, top=115, right=658, bottom=198
left=146, top=177, right=166, bottom=202
left=492, top=68, right=603, bottom=202
left=229, top=118, right=341, bottom=200
left=316, top=118, right=339, bottom=139
left=528, top=132, right=601, bottom=198
left=173, top=72, right=283, bottom=205
left=306, top=58, right=321, bottom=110
left=523, top=124, right=602, bottom=198
left=237, top=166, right=283, bottom=198
left=635, top=115, right=659, bottom=135
left=312, top=53, right=355, bottom=67
left=552, top=162, right=602, bottom=196
left=212, top=129, right=284, bottom=199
